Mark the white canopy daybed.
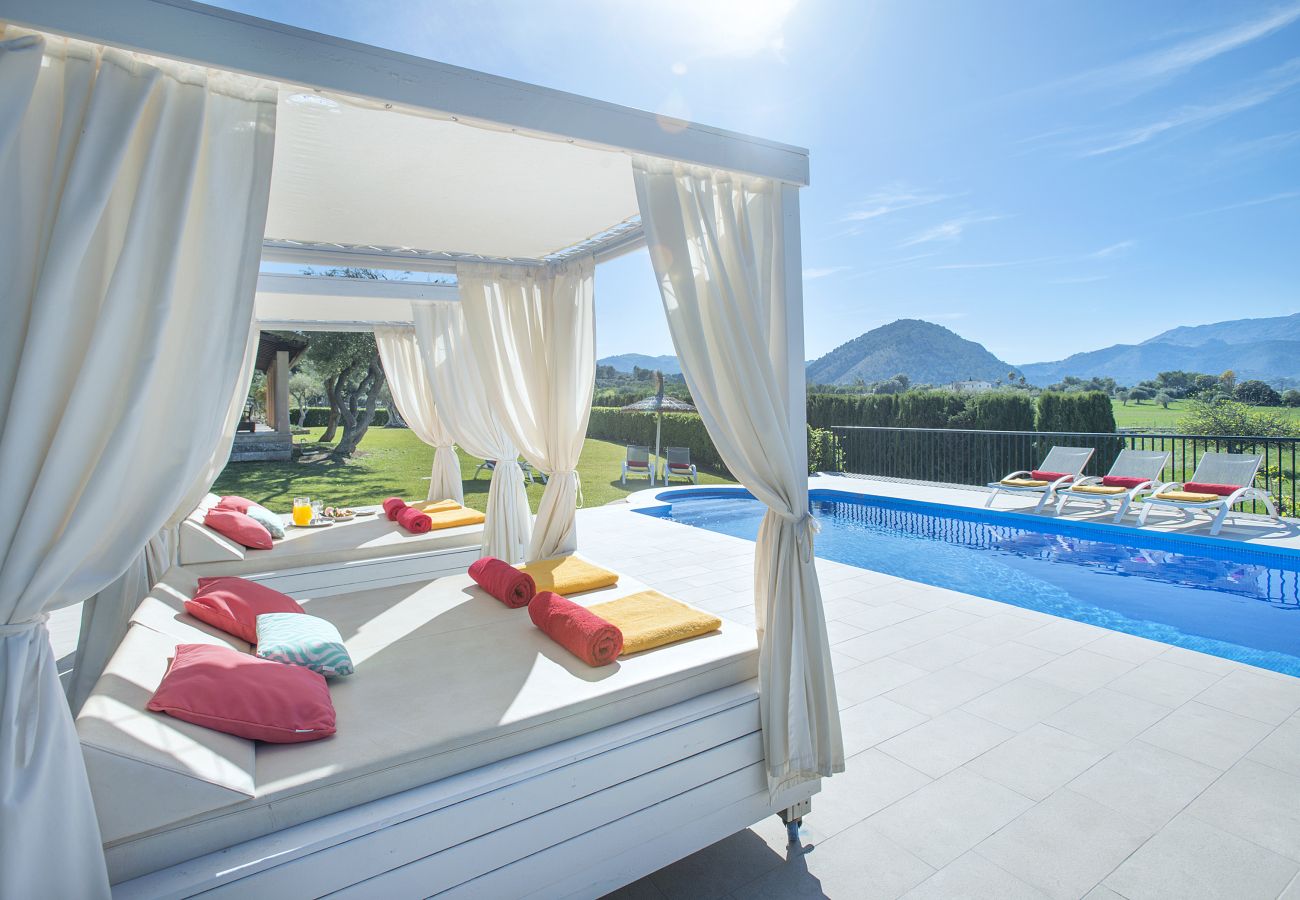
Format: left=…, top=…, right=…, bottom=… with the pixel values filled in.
left=0, top=2, right=842, bottom=897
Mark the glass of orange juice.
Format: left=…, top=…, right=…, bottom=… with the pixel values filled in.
left=292, top=497, right=312, bottom=526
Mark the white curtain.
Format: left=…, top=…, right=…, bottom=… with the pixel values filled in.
left=375, top=325, right=464, bottom=505
left=412, top=303, right=531, bottom=562
left=0, top=30, right=276, bottom=897
left=66, top=327, right=260, bottom=714
left=458, top=257, right=596, bottom=562
left=631, top=157, right=843, bottom=792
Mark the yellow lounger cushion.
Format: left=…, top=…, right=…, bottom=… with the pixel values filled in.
left=425, top=507, right=486, bottom=529
left=587, top=591, right=722, bottom=655
left=1001, top=478, right=1049, bottom=488
left=1153, top=490, right=1222, bottom=504
left=422, top=499, right=462, bottom=513
left=1070, top=484, right=1128, bottom=495
left=518, top=555, right=619, bottom=595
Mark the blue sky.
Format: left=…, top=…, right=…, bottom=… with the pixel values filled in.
left=219, top=0, right=1299, bottom=366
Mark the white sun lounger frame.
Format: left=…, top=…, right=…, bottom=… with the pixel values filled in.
left=985, top=446, right=1095, bottom=513
left=1055, top=449, right=1171, bottom=523
left=1137, top=452, right=1281, bottom=536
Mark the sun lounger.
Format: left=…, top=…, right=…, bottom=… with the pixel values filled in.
left=1137, top=451, right=1281, bottom=535
left=986, top=445, right=1094, bottom=512
left=1056, top=449, right=1170, bottom=523
left=661, top=446, right=698, bottom=484
left=474, top=458, right=544, bottom=484
left=621, top=445, right=654, bottom=485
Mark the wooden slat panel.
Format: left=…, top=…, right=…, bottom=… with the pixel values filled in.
left=334, top=741, right=766, bottom=899
left=202, top=705, right=759, bottom=899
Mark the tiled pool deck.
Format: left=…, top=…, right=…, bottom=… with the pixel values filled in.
left=590, top=477, right=1300, bottom=900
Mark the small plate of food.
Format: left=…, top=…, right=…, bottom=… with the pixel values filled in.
left=321, top=506, right=357, bottom=522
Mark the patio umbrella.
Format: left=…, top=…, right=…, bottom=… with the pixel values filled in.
left=621, top=372, right=696, bottom=478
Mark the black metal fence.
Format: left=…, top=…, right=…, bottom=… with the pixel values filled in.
left=827, top=427, right=1299, bottom=516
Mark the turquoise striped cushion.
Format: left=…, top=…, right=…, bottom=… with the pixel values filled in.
left=256, top=613, right=354, bottom=677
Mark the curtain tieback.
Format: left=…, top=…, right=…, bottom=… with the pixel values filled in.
left=794, top=512, right=820, bottom=564
left=0, top=614, right=49, bottom=636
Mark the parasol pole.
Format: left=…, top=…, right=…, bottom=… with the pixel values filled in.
left=653, top=370, right=664, bottom=484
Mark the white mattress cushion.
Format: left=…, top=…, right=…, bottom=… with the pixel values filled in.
left=187, top=512, right=483, bottom=576
left=97, top=570, right=759, bottom=882
left=77, top=626, right=257, bottom=846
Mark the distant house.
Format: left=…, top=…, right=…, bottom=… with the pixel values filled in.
left=950, top=379, right=995, bottom=394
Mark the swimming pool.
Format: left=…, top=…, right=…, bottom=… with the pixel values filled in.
left=636, top=487, right=1300, bottom=676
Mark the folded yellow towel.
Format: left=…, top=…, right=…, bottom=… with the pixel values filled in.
left=1154, top=490, right=1221, bottom=504
left=1070, top=484, right=1128, bottom=495
left=426, top=507, right=486, bottom=529
left=1001, top=478, right=1049, bottom=488
left=518, top=555, right=619, bottom=595
left=422, top=499, right=462, bottom=513
left=587, top=590, right=722, bottom=655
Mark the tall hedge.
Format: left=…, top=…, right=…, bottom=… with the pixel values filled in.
left=806, top=389, right=1035, bottom=431
left=1035, top=391, right=1116, bottom=433
left=586, top=408, right=726, bottom=471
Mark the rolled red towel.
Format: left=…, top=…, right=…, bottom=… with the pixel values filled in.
left=383, top=497, right=408, bottom=521
left=528, top=591, right=623, bottom=667
left=468, top=557, right=536, bottom=608
left=395, top=505, right=432, bottom=534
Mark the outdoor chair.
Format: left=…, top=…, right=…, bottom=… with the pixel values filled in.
left=473, top=458, right=541, bottom=484
left=1137, top=451, right=1280, bottom=535
left=661, top=446, right=698, bottom=484
left=621, top=445, right=654, bottom=485
left=1055, top=449, right=1170, bottom=523
left=986, top=445, right=1094, bottom=513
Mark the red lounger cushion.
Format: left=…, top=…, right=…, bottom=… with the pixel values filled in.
left=669, top=463, right=693, bottom=471
left=1102, top=476, right=1150, bottom=489
left=203, top=507, right=273, bottom=550
left=1183, top=482, right=1241, bottom=497
left=1031, top=470, right=1071, bottom=482
left=148, top=643, right=335, bottom=743
left=186, top=577, right=304, bottom=643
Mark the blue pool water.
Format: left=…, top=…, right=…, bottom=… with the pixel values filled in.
left=636, top=487, right=1300, bottom=675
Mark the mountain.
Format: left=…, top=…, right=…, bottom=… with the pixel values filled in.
left=805, top=319, right=1020, bottom=386
left=1142, top=313, right=1300, bottom=347
left=597, top=353, right=681, bottom=374
left=1020, top=314, right=1300, bottom=386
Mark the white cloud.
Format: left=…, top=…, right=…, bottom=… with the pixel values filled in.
left=803, top=266, right=849, bottom=280
left=1177, top=189, right=1300, bottom=219
left=840, top=186, right=952, bottom=223
left=899, top=214, right=1003, bottom=248
left=1087, top=240, right=1136, bottom=258
left=1056, top=4, right=1300, bottom=93
left=1079, top=60, right=1300, bottom=156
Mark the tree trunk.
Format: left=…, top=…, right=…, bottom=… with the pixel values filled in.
left=386, top=402, right=407, bottom=428
left=320, top=373, right=343, bottom=443
left=332, top=360, right=385, bottom=459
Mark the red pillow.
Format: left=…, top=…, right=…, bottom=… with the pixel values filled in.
left=1102, top=476, right=1149, bottom=489
left=185, top=577, right=303, bottom=643
left=204, top=507, right=273, bottom=549
left=217, top=495, right=255, bottom=513
left=1031, top=470, right=1071, bottom=482
left=148, top=643, right=335, bottom=743
left=1184, top=482, right=1240, bottom=497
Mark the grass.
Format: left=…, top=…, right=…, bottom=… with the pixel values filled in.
left=1111, top=399, right=1300, bottom=430
left=213, top=427, right=735, bottom=513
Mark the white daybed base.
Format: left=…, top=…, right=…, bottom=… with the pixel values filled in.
left=113, top=680, right=815, bottom=900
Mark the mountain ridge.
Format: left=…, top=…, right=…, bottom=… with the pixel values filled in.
left=596, top=353, right=682, bottom=374
left=805, top=319, right=1020, bottom=386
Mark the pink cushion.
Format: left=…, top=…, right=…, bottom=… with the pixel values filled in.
left=1102, top=475, right=1149, bottom=489
left=1031, top=470, right=1071, bottom=482
left=626, top=461, right=649, bottom=470
left=669, top=463, right=693, bottom=471
left=217, top=495, right=255, bottom=513
left=203, top=507, right=273, bottom=550
left=1184, top=482, right=1241, bottom=497
left=148, top=643, right=335, bottom=743
left=185, top=577, right=304, bottom=644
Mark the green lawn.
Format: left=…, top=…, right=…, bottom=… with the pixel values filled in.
left=213, top=427, right=734, bottom=513
left=1111, top=399, right=1300, bottom=430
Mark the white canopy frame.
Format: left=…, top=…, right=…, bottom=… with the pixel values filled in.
left=1, top=2, right=834, bottom=895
